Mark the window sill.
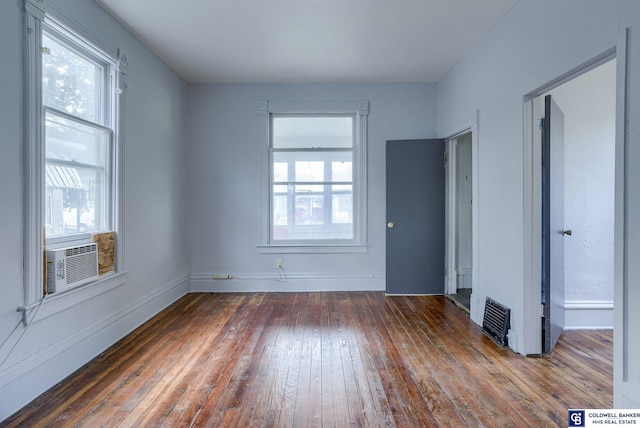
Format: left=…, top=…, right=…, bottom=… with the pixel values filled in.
left=22, top=270, right=128, bottom=325
left=257, top=245, right=368, bottom=254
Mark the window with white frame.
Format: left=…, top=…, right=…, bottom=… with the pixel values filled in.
left=259, top=101, right=369, bottom=250
left=42, top=28, right=113, bottom=239
left=23, top=0, right=126, bottom=304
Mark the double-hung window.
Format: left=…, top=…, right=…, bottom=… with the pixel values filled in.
left=24, top=0, right=126, bottom=305
left=271, top=115, right=355, bottom=241
left=260, top=101, right=369, bottom=252
left=42, top=28, right=112, bottom=240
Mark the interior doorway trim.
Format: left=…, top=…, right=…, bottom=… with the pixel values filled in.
left=522, top=46, right=621, bottom=356
left=444, top=113, right=480, bottom=321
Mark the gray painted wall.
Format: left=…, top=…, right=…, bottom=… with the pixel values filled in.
left=0, top=0, right=189, bottom=420
left=3, top=0, right=639, bottom=418
left=437, top=0, right=639, bottom=407
left=187, top=83, right=438, bottom=293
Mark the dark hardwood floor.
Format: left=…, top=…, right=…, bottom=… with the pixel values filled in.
left=2, top=293, right=612, bottom=427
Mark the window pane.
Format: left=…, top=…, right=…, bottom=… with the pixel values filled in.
left=295, top=161, right=324, bottom=182
left=45, top=112, right=108, bottom=166
left=272, top=187, right=353, bottom=240
left=332, top=187, right=353, bottom=224
left=269, top=114, right=358, bottom=242
left=295, top=195, right=324, bottom=225
left=274, top=151, right=349, bottom=173
left=45, top=112, right=109, bottom=238
left=272, top=116, right=353, bottom=149
left=273, top=194, right=288, bottom=226
left=332, top=161, right=352, bottom=182
left=45, top=164, right=107, bottom=237
left=42, top=33, right=103, bottom=122
left=273, top=161, right=288, bottom=183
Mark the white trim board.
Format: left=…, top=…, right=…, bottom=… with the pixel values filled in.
left=189, top=272, right=385, bottom=293
left=442, top=112, right=480, bottom=325
left=563, top=300, right=614, bottom=330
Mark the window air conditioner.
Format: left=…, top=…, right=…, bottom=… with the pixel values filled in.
left=46, top=243, right=99, bottom=294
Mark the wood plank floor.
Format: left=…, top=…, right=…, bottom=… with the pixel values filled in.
left=2, top=293, right=613, bottom=427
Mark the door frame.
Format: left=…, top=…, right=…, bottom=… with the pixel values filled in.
left=444, top=116, right=480, bottom=319
left=522, top=44, right=624, bottom=355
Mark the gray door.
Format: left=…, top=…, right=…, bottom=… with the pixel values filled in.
left=542, top=95, right=566, bottom=353
left=386, top=139, right=445, bottom=295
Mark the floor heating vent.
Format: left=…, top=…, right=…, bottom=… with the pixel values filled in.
left=482, top=297, right=511, bottom=347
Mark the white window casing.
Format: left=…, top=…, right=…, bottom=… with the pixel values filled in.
left=23, top=0, right=127, bottom=307
left=257, top=100, right=369, bottom=254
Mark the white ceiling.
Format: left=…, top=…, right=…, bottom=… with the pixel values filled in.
left=96, top=0, right=518, bottom=84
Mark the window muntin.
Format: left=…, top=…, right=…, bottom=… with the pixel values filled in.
left=270, top=115, right=355, bottom=242
left=42, top=28, right=113, bottom=240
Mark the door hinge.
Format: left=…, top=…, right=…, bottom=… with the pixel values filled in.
left=538, top=118, right=545, bottom=130
left=444, top=151, right=448, bottom=164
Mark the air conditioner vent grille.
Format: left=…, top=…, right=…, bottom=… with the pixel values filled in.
left=66, top=245, right=99, bottom=284
left=47, top=243, right=99, bottom=293
left=65, top=244, right=96, bottom=257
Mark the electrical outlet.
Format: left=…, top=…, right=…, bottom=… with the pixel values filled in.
left=276, top=259, right=283, bottom=269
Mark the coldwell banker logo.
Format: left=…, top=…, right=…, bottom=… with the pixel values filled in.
left=569, top=410, right=586, bottom=427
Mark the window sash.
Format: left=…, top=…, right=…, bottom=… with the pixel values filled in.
left=258, top=100, right=369, bottom=251
left=41, top=30, right=114, bottom=243
left=270, top=134, right=356, bottom=243
left=42, top=23, right=112, bottom=127
left=44, top=106, right=112, bottom=135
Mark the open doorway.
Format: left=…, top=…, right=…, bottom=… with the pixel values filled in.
left=445, top=131, right=473, bottom=313
left=532, top=57, right=616, bottom=354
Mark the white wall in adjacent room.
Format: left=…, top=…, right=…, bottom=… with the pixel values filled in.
left=546, top=60, right=616, bottom=328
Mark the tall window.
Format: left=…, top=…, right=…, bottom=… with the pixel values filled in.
left=271, top=115, right=355, bottom=241
left=259, top=100, right=369, bottom=250
left=42, top=29, right=113, bottom=239
left=24, top=0, right=126, bottom=304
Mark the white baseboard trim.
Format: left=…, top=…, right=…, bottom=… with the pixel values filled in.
left=189, top=272, right=385, bottom=293
left=470, top=293, right=483, bottom=326
left=563, top=300, right=614, bottom=330
left=0, top=274, right=189, bottom=423
left=616, top=384, right=640, bottom=408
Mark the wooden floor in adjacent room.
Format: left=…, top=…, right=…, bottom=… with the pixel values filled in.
left=3, top=293, right=612, bottom=427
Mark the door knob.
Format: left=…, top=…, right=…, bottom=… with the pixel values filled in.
left=387, top=222, right=394, bottom=229
left=562, top=229, right=572, bottom=236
